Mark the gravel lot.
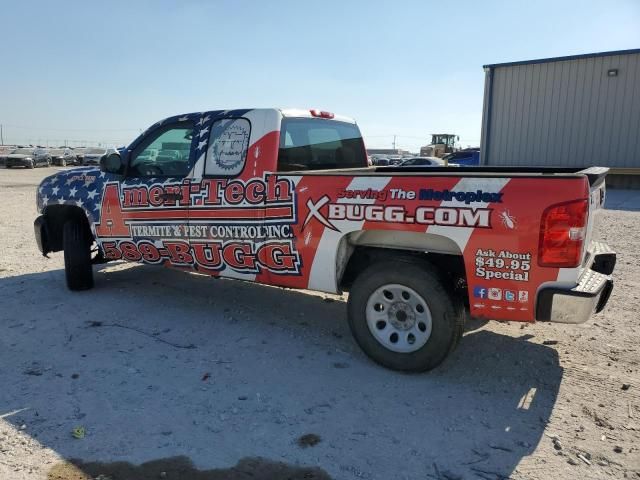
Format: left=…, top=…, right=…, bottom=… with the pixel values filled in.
left=0, top=167, right=638, bottom=480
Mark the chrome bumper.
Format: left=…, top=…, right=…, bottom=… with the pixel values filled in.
left=536, top=242, right=615, bottom=324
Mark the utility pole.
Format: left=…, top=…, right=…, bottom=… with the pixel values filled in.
left=392, top=135, right=397, bottom=151
left=0, top=124, right=3, bottom=145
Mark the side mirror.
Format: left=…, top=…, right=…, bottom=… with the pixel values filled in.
left=100, top=152, right=125, bottom=175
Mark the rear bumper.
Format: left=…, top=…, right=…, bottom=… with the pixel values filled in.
left=536, top=243, right=615, bottom=323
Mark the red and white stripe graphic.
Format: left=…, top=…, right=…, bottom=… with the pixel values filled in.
left=427, top=177, right=511, bottom=253
left=307, top=176, right=392, bottom=292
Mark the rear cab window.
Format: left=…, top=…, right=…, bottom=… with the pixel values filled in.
left=277, top=118, right=367, bottom=171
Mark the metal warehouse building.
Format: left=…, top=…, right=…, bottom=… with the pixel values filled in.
left=480, top=48, right=640, bottom=186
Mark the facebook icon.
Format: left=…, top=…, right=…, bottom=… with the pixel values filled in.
left=473, top=286, right=487, bottom=299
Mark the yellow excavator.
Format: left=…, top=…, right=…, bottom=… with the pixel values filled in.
left=420, top=134, right=459, bottom=158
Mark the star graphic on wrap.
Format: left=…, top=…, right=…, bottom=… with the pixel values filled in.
left=75, top=199, right=83, bottom=208
left=199, top=127, right=209, bottom=138
left=42, top=195, right=49, bottom=204
left=66, top=177, right=74, bottom=185
left=69, top=187, right=78, bottom=197
left=196, top=117, right=205, bottom=127
left=57, top=198, right=65, bottom=205
left=197, top=139, right=207, bottom=150
left=86, top=190, right=98, bottom=200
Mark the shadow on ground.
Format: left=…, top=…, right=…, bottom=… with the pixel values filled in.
left=48, top=455, right=330, bottom=480
left=0, top=263, right=563, bottom=479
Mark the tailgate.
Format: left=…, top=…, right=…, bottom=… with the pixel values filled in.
left=583, top=168, right=608, bottom=268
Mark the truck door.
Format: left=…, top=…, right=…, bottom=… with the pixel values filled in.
left=95, top=120, right=197, bottom=266
left=186, top=110, right=295, bottom=280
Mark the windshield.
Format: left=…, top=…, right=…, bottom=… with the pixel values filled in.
left=49, top=149, right=64, bottom=155
left=13, top=148, right=34, bottom=154
left=85, top=148, right=106, bottom=154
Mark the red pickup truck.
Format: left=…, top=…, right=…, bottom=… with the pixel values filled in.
left=34, top=108, right=615, bottom=371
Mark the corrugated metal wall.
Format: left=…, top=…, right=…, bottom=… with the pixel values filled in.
left=481, top=52, right=640, bottom=167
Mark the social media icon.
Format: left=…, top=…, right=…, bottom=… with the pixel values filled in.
left=518, top=291, right=529, bottom=303
left=488, top=288, right=502, bottom=301
left=473, top=286, right=487, bottom=299
left=505, top=290, right=516, bottom=302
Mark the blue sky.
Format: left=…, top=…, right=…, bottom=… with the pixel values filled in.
left=0, top=0, right=638, bottom=151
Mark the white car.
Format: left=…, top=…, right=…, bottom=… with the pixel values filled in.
left=398, top=156, right=446, bottom=167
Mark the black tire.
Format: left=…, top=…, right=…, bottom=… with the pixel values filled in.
left=28, top=161, right=35, bottom=169
left=61, top=159, right=66, bottom=167
left=63, top=220, right=94, bottom=291
left=347, top=259, right=464, bottom=372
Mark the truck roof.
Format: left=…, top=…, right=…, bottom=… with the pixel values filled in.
left=151, top=108, right=357, bottom=129
left=279, top=108, right=356, bottom=124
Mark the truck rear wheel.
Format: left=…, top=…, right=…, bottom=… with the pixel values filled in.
left=347, top=260, right=464, bottom=372
left=63, top=220, right=94, bottom=291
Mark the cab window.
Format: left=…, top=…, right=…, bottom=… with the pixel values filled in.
left=278, top=118, right=367, bottom=171
left=129, top=124, right=194, bottom=177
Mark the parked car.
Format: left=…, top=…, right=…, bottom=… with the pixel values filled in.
left=71, top=147, right=87, bottom=165
left=6, top=147, right=50, bottom=168
left=443, top=148, right=480, bottom=166
left=399, top=156, right=446, bottom=167
left=387, top=155, right=403, bottom=165
left=156, top=149, right=182, bottom=162
left=0, top=146, right=17, bottom=166
left=375, top=158, right=390, bottom=166
left=136, top=148, right=158, bottom=163
left=49, top=148, right=77, bottom=167
left=82, top=148, right=108, bottom=166
left=33, top=107, right=615, bottom=372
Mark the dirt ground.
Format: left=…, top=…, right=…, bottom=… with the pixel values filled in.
left=0, top=167, right=638, bottom=480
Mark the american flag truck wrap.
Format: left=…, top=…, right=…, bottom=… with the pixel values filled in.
left=34, top=108, right=616, bottom=371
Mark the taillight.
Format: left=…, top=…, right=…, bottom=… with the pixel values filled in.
left=538, top=199, right=588, bottom=267
left=310, top=109, right=335, bottom=119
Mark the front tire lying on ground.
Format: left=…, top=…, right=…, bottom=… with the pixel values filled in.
left=63, top=220, right=94, bottom=290
left=347, top=259, right=464, bottom=372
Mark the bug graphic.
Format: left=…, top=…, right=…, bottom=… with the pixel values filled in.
left=499, top=210, right=516, bottom=229
left=304, top=229, right=313, bottom=246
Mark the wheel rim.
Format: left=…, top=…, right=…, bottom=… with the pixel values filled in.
left=365, top=283, right=433, bottom=353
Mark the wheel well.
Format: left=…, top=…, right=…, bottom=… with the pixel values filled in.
left=43, top=205, right=92, bottom=252
left=339, top=246, right=469, bottom=308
